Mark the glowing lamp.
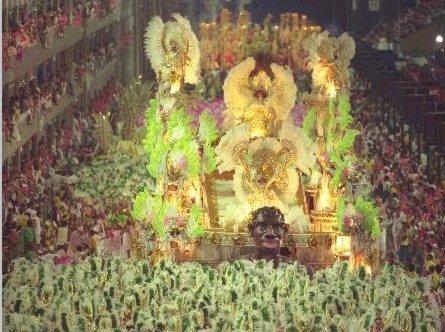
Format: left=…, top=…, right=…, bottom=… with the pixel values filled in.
left=336, top=235, right=351, bottom=256
left=436, top=34, right=443, bottom=43
left=170, top=80, right=181, bottom=94
left=315, top=172, right=331, bottom=211
left=364, top=264, right=372, bottom=275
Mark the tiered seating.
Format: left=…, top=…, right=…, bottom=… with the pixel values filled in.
left=353, top=40, right=445, bottom=182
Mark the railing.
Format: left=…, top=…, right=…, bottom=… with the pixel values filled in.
left=2, top=92, right=77, bottom=161
left=2, top=59, right=118, bottom=162
left=3, top=25, right=83, bottom=87
left=353, top=40, right=445, bottom=180
left=2, top=2, right=126, bottom=88
left=364, top=0, right=416, bottom=40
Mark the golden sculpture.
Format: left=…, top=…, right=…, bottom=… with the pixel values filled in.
left=222, top=56, right=296, bottom=135
left=144, top=13, right=200, bottom=94
left=215, top=56, right=315, bottom=233
left=303, top=31, right=355, bottom=98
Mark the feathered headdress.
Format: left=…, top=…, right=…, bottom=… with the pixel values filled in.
left=144, top=14, right=200, bottom=92
left=303, top=31, right=355, bottom=97
left=222, top=57, right=297, bottom=133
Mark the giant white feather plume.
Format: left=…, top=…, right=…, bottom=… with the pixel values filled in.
left=278, top=122, right=316, bottom=175
left=144, top=14, right=200, bottom=87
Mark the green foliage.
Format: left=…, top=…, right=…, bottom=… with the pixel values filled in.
left=203, top=144, right=217, bottom=173
left=24, top=250, right=33, bottom=260
left=132, top=190, right=151, bottom=221
left=24, top=228, right=34, bottom=243
left=166, top=109, right=202, bottom=180
left=167, top=109, right=194, bottom=141
left=330, top=158, right=349, bottom=189
left=198, top=112, right=219, bottom=174
left=151, top=193, right=166, bottom=239
left=335, top=129, right=360, bottom=156
left=336, top=195, right=346, bottom=231
left=320, top=96, right=360, bottom=191
left=186, top=205, right=204, bottom=238
left=134, top=99, right=214, bottom=241
left=355, top=198, right=382, bottom=239
left=302, top=108, right=316, bottom=138
left=338, top=95, right=353, bottom=131
left=198, top=111, right=219, bottom=145
left=144, top=100, right=168, bottom=178
left=363, top=312, right=373, bottom=329
left=108, top=213, right=128, bottom=225
left=320, top=95, right=382, bottom=240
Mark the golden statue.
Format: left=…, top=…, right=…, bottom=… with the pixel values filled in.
left=144, top=14, right=200, bottom=94
left=222, top=56, right=296, bottom=135
left=214, top=57, right=316, bottom=233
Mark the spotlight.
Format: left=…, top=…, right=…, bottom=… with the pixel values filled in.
left=436, top=35, right=443, bottom=43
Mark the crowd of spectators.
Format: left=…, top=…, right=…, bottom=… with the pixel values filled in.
left=3, top=33, right=118, bottom=145
left=2, top=84, right=134, bottom=273
left=73, top=39, right=117, bottom=84
left=398, top=49, right=445, bottom=103
left=3, top=73, right=74, bottom=143
left=365, top=0, right=445, bottom=47
left=2, top=0, right=121, bottom=71
left=88, top=79, right=119, bottom=115
left=351, top=74, right=445, bottom=288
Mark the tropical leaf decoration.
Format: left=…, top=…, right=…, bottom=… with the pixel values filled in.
left=133, top=100, right=218, bottom=241
left=330, top=157, right=349, bottom=189
left=302, top=107, right=316, bottom=139
left=144, top=99, right=169, bottom=178
left=198, top=111, right=219, bottom=173
left=336, top=195, right=346, bottom=231
left=202, top=144, right=218, bottom=173
left=169, top=141, right=201, bottom=180
left=132, top=190, right=151, bottom=221
left=303, top=32, right=382, bottom=247
left=338, top=95, right=353, bottom=131
left=355, top=198, right=382, bottom=239
left=335, top=129, right=360, bottom=155
left=150, top=193, right=167, bottom=239
left=198, top=111, right=219, bottom=145
left=166, top=108, right=194, bottom=142
left=186, top=205, right=204, bottom=238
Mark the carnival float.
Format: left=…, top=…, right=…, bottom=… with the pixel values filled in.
left=127, top=11, right=382, bottom=273
left=2, top=11, right=442, bottom=332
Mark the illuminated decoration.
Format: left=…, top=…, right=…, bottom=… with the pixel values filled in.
left=133, top=15, right=219, bottom=261
left=301, top=31, right=382, bottom=271
left=115, top=77, right=152, bottom=140
left=222, top=56, right=297, bottom=135
left=303, top=31, right=355, bottom=97
left=138, top=12, right=380, bottom=269
left=215, top=56, right=314, bottom=233
left=92, top=113, right=113, bottom=154
left=199, top=10, right=322, bottom=73
left=335, top=235, right=351, bottom=257
left=315, top=172, right=332, bottom=211
left=144, top=13, right=200, bottom=94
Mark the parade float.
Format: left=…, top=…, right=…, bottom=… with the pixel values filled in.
left=127, top=12, right=382, bottom=273
left=2, top=13, right=442, bottom=332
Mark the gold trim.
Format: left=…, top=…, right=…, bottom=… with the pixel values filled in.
left=201, top=230, right=335, bottom=248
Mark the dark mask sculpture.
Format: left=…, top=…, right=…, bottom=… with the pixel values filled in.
left=248, top=206, right=289, bottom=260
